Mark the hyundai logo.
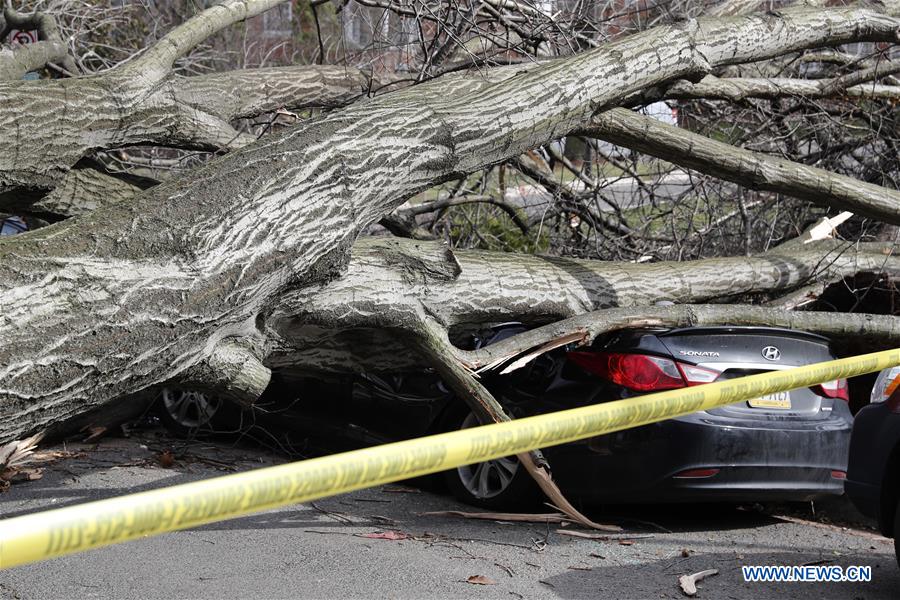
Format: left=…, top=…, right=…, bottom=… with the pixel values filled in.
left=762, top=346, right=781, bottom=361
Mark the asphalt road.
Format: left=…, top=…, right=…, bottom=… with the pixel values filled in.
left=1, top=430, right=897, bottom=600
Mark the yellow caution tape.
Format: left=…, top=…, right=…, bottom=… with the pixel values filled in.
left=1, top=348, right=898, bottom=570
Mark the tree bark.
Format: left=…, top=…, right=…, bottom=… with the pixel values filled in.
left=581, top=107, right=900, bottom=224
left=266, top=237, right=900, bottom=374
left=3, top=4, right=900, bottom=442
left=0, top=8, right=79, bottom=80
left=646, top=75, right=900, bottom=102
left=3, top=168, right=144, bottom=220
left=0, top=0, right=378, bottom=195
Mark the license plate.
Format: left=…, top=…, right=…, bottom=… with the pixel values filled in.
left=748, top=391, right=791, bottom=409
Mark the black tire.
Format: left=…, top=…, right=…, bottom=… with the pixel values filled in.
left=155, top=387, right=241, bottom=438
left=442, top=408, right=540, bottom=510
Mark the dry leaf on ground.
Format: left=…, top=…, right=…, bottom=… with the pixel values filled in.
left=81, top=425, right=108, bottom=443
left=359, top=530, right=410, bottom=540
left=0, top=433, right=44, bottom=471
left=158, top=450, right=176, bottom=468
left=678, top=569, right=719, bottom=596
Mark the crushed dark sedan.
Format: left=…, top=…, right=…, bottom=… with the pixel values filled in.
left=157, top=325, right=853, bottom=509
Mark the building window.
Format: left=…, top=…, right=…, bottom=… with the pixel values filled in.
left=262, top=2, right=293, bottom=37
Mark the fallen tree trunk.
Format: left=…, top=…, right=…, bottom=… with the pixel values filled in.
left=3, top=3, right=900, bottom=443
left=640, top=74, right=900, bottom=103
left=0, top=8, right=79, bottom=80
left=410, top=326, right=617, bottom=531
left=0, top=61, right=377, bottom=198
left=461, top=305, right=900, bottom=372
left=0, top=0, right=381, bottom=196
left=266, top=237, right=900, bottom=373
left=581, top=107, right=900, bottom=224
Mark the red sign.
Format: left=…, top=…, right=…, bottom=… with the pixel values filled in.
left=9, top=30, right=39, bottom=45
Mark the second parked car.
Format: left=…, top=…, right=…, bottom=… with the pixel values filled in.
left=846, top=366, right=900, bottom=567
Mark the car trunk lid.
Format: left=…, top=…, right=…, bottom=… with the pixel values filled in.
left=657, top=327, right=837, bottom=420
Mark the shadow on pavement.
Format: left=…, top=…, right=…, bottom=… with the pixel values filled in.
left=541, top=549, right=900, bottom=600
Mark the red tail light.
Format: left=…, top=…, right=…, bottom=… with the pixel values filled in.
left=812, top=379, right=849, bottom=401
left=673, top=468, right=720, bottom=479
left=566, top=352, right=685, bottom=391
left=888, top=383, right=900, bottom=413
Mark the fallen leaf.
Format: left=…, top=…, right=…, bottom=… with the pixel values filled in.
left=82, top=425, right=108, bottom=443
left=1, top=467, right=44, bottom=483
left=678, top=569, right=718, bottom=596
left=32, top=450, right=85, bottom=462
left=0, top=433, right=44, bottom=470
left=359, top=530, right=409, bottom=540
left=800, top=559, right=833, bottom=567
left=159, top=450, right=175, bottom=468
left=22, top=468, right=44, bottom=481
left=466, top=575, right=496, bottom=586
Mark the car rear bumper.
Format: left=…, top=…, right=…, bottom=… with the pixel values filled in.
left=545, top=405, right=852, bottom=503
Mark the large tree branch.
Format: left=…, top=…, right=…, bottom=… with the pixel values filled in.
left=3, top=4, right=900, bottom=195
left=267, top=237, right=900, bottom=373
left=123, top=0, right=290, bottom=80
left=0, top=8, right=79, bottom=79
left=279, top=298, right=900, bottom=378
left=410, top=326, right=617, bottom=531
left=458, top=304, right=900, bottom=373
left=580, top=107, right=900, bottom=224
left=0, top=64, right=376, bottom=194
left=649, top=74, right=900, bottom=102
left=176, top=66, right=375, bottom=121
left=4, top=5, right=900, bottom=441
left=3, top=168, right=144, bottom=220
left=819, top=58, right=900, bottom=95
left=0, top=40, right=70, bottom=80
